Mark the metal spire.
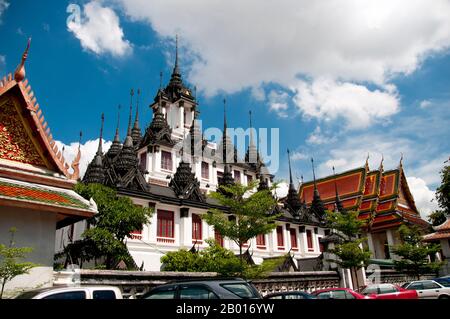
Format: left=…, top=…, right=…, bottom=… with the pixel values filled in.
left=127, top=89, right=134, bottom=137
left=288, top=149, right=294, bottom=186
left=97, top=113, right=105, bottom=155
left=114, top=105, right=121, bottom=142
left=134, top=89, right=140, bottom=129
left=311, top=158, right=317, bottom=190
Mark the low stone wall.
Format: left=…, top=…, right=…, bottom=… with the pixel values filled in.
left=365, top=269, right=436, bottom=286
left=53, top=270, right=340, bottom=299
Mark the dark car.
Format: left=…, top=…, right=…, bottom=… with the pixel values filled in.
left=263, top=291, right=316, bottom=299
left=433, top=277, right=450, bottom=287
left=141, top=278, right=262, bottom=299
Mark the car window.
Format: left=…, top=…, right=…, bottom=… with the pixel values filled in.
left=221, top=283, right=258, bottom=299
left=331, top=290, right=348, bottom=299
left=361, top=286, right=378, bottom=295
left=408, top=283, right=424, bottom=290
left=15, top=291, right=43, bottom=299
left=144, top=287, right=176, bottom=299
left=344, top=291, right=356, bottom=299
left=422, top=281, right=441, bottom=289
left=93, top=290, right=117, bottom=300
left=435, top=279, right=450, bottom=287
left=379, top=285, right=397, bottom=294
left=42, top=291, right=86, bottom=300
left=179, top=286, right=218, bottom=300
left=401, top=283, right=410, bottom=289
left=316, top=292, right=332, bottom=299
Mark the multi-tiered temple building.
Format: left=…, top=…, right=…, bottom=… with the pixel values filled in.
left=64, top=40, right=429, bottom=272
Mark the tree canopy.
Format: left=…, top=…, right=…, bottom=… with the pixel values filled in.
left=55, top=183, right=153, bottom=270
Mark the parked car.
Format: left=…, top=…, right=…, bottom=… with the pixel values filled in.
left=433, top=276, right=450, bottom=287
left=359, top=283, right=417, bottom=299
left=263, top=291, right=317, bottom=299
left=141, top=278, right=261, bottom=299
left=402, top=280, right=450, bottom=299
left=14, top=286, right=123, bottom=299
left=310, top=288, right=369, bottom=299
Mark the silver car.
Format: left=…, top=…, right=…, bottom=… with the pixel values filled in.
left=402, top=280, right=450, bottom=299
left=14, top=286, right=123, bottom=299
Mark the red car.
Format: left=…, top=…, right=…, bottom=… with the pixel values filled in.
left=311, top=288, right=370, bottom=299
left=359, top=283, right=418, bottom=299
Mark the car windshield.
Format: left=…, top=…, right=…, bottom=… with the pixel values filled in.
left=220, top=283, right=259, bottom=299
left=14, top=291, right=43, bottom=299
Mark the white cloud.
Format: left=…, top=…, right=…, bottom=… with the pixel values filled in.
left=0, top=0, right=8, bottom=23
left=290, top=151, right=308, bottom=162
left=307, top=126, right=337, bottom=145
left=115, top=0, right=450, bottom=94
left=55, top=139, right=112, bottom=178
left=268, top=90, right=289, bottom=118
left=0, top=55, right=5, bottom=71
left=407, top=176, right=439, bottom=219
left=292, top=78, right=400, bottom=129
left=419, top=100, right=432, bottom=109
left=68, top=1, right=132, bottom=57
left=274, top=181, right=289, bottom=199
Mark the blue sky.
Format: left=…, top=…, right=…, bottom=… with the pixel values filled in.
left=1, top=0, right=449, bottom=217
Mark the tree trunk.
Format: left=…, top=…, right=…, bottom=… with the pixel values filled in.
left=239, top=243, right=243, bottom=277
left=0, top=279, right=6, bottom=299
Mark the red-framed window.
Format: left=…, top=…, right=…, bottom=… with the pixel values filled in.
left=246, top=174, right=253, bottom=184
left=290, top=229, right=298, bottom=251
left=161, top=151, right=173, bottom=171
left=306, top=229, right=314, bottom=251
left=256, top=234, right=266, bottom=249
left=277, top=226, right=284, bottom=249
left=319, top=242, right=325, bottom=252
left=215, top=229, right=224, bottom=247
left=139, top=152, right=147, bottom=172
left=157, top=210, right=174, bottom=241
left=234, top=170, right=241, bottom=183
left=201, top=162, right=209, bottom=180
left=192, top=214, right=202, bottom=242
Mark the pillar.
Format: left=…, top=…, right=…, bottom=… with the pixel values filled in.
left=386, top=229, right=397, bottom=260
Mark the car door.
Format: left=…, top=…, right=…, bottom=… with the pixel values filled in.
left=420, top=281, right=444, bottom=299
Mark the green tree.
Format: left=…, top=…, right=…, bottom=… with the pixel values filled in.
left=161, top=239, right=283, bottom=279
left=435, top=164, right=450, bottom=215
left=202, top=181, right=279, bottom=272
left=428, top=210, right=447, bottom=227
left=0, top=228, right=37, bottom=299
left=390, top=225, right=443, bottom=279
left=325, top=210, right=371, bottom=269
left=56, top=183, right=153, bottom=269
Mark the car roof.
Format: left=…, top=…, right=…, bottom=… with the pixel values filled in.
left=16, top=285, right=119, bottom=295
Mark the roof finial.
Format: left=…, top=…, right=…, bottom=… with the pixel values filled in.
left=366, top=152, right=370, bottom=168
left=399, top=152, right=404, bottom=168
left=173, top=34, right=180, bottom=75
left=134, top=88, right=140, bottom=129
left=14, top=37, right=31, bottom=82
left=79, top=131, right=83, bottom=149
left=114, top=105, right=121, bottom=142
left=159, top=71, right=163, bottom=90
left=97, top=113, right=105, bottom=155
left=311, top=158, right=317, bottom=189
left=288, top=149, right=294, bottom=186
left=128, top=89, right=134, bottom=137
left=379, top=154, right=384, bottom=172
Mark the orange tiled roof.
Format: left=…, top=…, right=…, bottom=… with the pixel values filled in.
left=0, top=179, right=90, bottom=210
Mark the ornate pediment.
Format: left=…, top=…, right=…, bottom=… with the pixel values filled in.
left=169, top=161, right=205, bottom=202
